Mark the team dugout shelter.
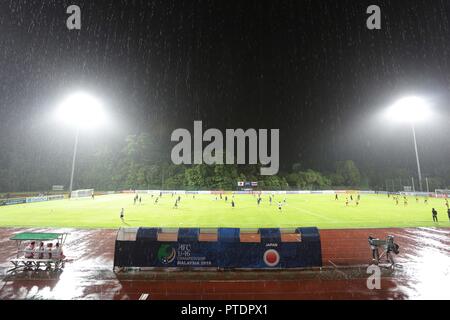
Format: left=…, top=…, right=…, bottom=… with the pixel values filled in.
left=114, top=227, right=322, bottom=270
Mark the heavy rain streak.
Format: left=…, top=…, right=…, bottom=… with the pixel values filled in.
left=0, top=0, right=449, bottom=303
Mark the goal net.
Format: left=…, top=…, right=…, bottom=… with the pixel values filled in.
left=435, top=189, right=450, bottom=198
left=71, top=189, right=94, bottom=198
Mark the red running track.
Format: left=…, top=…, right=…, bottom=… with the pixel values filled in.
left=0, top=227, right=448, bottom=299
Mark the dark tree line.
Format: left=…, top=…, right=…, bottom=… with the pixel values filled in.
left=0, top=132, right=448, bottom=192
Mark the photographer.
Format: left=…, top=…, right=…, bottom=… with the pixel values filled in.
left=368, top=236, right=380, bottom=264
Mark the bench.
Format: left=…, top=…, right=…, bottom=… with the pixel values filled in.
left=10, top=258, right=66, bottom=270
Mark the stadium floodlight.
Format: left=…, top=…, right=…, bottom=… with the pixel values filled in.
left=55, top=92, right=106, bottom=129
left=386, top=96, right=431, bottom=123
left=55, top=91, right=106, bottom=196
left=386, top=96, right=431, bottom=192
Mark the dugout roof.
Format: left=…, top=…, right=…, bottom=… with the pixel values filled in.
left=10, top=232, right=65, bottom=241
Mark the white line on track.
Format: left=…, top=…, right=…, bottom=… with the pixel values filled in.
left=139, top=293, right=149, bottom=300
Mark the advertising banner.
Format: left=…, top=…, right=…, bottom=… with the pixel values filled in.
left=6, top=198, right=27, bottom=205
left=26, top=196, right=48, bottom=203
left=48, top=194, right=64, bottom=201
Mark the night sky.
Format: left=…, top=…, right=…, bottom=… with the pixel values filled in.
left=1, top=0, right=450, bottom=177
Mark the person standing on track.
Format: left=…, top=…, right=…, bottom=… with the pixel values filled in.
left=120, top=208, right=125, bottom=222
left=368, top=236, right=379, bottom=264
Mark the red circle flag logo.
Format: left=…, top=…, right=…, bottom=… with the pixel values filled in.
left=263, top=249, right=280, bottom=267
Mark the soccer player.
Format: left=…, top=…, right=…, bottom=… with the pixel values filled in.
left=139, top=196, right=142, bottom=204
left=356, top=200, right=359, bottom=206
left=269, top=196, right=272, bottom=205
left=395, top=198, right=399, bottom=206
left=432, top=208, right=438, bottom=222
left=154, top=197, right=159, bottom=204
left=404, top=198, right=408, bottom=206
left=335, top=194, right=338, bottom=200
left=424, top=198, right=428, bottom=205
left=225, top=196, right=228, bottom=202
left=345, top=198, right=349, bottom=206
left=416, top=197, right=419, bottom=203
left=173, top=200, right=178, bottom=209
left=447, top=208, right=450, bottom=221
left=277, top=201, right=282, bottom=212
left=350, top=195, right=353, bottom=201
left=231, top=200, right=235, bottom=208
left=445, top=199, right=449, bottom=209
left=120, top=208, right=124, bottom=221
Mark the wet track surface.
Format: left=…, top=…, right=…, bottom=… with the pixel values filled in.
left=0, top=227, right=448, bottom=299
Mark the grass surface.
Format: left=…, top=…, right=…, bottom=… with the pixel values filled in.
left=0, top=193, right=449, bottom=229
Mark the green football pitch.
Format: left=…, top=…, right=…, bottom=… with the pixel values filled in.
left=0, top=193, right=449, bottom=229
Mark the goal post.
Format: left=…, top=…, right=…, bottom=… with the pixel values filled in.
left=70, top=189, right=94, bottom=198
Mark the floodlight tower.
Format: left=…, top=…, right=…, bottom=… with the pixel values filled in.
left=55, top=92, right=106, bottom=196
left=386, top=96, right=431, bottom=192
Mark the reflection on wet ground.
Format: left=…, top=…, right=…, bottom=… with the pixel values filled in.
left=0, top=227, right=448, bottom=299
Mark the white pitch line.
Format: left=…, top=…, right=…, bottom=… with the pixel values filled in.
left=296, top=207, right=337, bottom=222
